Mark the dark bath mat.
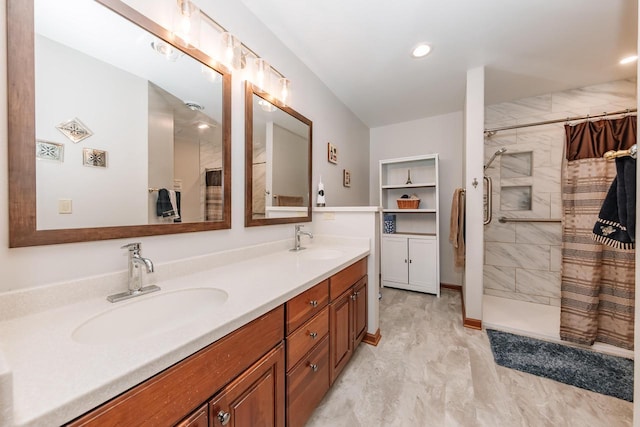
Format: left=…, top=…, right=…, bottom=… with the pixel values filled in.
left=486, top=329, right=633, bottom=402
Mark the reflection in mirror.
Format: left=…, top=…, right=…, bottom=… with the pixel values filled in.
left=8, top=0, right=231, bottom=247
left=245, top=82, right=312, bottom=227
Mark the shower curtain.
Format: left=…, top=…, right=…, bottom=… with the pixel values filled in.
left=560, top=115, right=636, bottom=350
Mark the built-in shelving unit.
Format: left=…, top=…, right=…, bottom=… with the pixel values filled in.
left=379, top=154, right=440, bottom=296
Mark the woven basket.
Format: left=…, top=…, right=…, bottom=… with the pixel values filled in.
left=397, top=199, right=420, bottom=209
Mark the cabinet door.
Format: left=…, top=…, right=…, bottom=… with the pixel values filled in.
left=408, top=238, right=438, bottom=293
left=210, top=343, right=285, bottom=427
left=353, top=276, right=367, bottom=347
left=381, top=236, right=408, bottom=284
left=175, top=404, right=208, bottom=427
left=329, top=289, right=353, bottom=384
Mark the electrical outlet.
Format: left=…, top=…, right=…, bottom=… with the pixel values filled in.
left=58, top=199, right=72, bottom=214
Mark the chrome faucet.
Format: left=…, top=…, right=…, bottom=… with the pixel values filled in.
left=291, top=224, right=313, bottom=251
left=107, top=242, right=160, bottom=302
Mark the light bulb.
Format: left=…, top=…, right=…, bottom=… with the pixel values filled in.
left=172, top=0, right=200, bottom=48
left=254, top=58, right=270, bottom=91
left=279, top=78, right=290, bottom=106
left=222, top=32, right=239, bottom=68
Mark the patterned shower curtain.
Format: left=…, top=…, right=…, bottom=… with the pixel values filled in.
left=560, top=115, right=636, bottom=350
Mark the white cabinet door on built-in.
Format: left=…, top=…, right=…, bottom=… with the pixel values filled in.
left=408, top=238, right=437, bottom=293
left=381, top=236, right=408, bottom=284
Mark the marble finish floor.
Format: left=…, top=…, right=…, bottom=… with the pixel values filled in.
left=306, top=288, right=633, bottom=427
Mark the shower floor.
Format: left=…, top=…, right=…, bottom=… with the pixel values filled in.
left=483, top=294, right=633, bottom=359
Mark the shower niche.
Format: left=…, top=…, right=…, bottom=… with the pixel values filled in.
left=499, top=151, right=533, bottom=211
left=501, top=152, right=532, bottom=178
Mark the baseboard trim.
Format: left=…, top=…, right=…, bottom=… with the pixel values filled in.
left=463, top=318, right=482, bottom=330
left=363, top=329, right=381, bottom=346
left=440, top=282, right=482, bottom=330
left=441, top=283, right=462, bottom=291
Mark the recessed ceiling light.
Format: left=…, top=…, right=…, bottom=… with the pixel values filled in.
left=411, top=43, right=431, bottom=58
left=197, top=122, right=210, bottom=129
left=619, top=55, right=638, bottom=65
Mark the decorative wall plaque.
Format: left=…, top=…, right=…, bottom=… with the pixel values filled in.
left=82, top=148, right=107, bottom=168
left=56, top=117, right=93, bottom=143
left=36, top=140, right=64, bottom=162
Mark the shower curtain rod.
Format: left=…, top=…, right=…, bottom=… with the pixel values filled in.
left=484, top=108, right=637, bottom=136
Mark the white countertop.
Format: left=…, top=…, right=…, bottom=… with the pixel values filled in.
left=0, top=238, right=369, bottom=427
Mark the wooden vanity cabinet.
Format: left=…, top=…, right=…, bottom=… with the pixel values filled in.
left=329, top=259, right=368, bottom=385
left=67, top=306, right=284, bottom=427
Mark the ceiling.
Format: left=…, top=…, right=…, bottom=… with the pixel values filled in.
left=240, top=0, right=638, bottom=128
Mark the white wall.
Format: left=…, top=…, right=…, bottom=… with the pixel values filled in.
left=0, top=0, right=370, bottom=293
left=35, top=35, right=148, bottom=229
left=463, top=67, right=485, bottom=321
left=369, top=112, right=464, bottom=286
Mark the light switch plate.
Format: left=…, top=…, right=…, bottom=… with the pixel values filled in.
left=322, top=212, right=336, bottom=220
left=58, top=199, right=72, bottom=214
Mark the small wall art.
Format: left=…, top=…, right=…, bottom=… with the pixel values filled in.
left=56, top=117, right=93, bottom=143
left=328, top=142, right=338, bottom=164
left=36, top=140, right=64, bottom=162
left=83, top=148, right=107, bottom=168
left=343, top=169, right=351, bottom=187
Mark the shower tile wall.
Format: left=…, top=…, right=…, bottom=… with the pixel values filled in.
left=483, top=78, right=636, bottom=306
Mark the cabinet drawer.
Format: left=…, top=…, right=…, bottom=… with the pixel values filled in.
left=286, top=306, right=329, bottom=371
left=329, top=258, right=367, bottom=301
left=286, top=336, right=330, bottom=427
left=286, top=280, right=329, bottom=334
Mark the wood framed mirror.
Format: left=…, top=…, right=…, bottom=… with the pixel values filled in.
left=8, top=0, right=232, bottom=247
left=244, top=82, right=312, bottom=227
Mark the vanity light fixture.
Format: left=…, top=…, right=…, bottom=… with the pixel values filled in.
left=254, top=58, right=271, bottom=91
left=198, top=9, right=294, bottom=106
left=221, top=32, right=245, bottom=70
left=279, top=78, right=291, bottom=106
left=150, top=40, right=180, bottom=62
left=258, top=99, right=277, bottom=112
left=411, top=43, right=432, bottom=58
left=201, top=64, right=220, bottom=82
left=172, top=0, right=201, bottom=48
left=620, top=55, right=638, bottom=65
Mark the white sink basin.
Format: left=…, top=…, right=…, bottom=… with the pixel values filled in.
left=72, top=288, right=228, bottom=345
left=299, top=249, right=344, bottom=260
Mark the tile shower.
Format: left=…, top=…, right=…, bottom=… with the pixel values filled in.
left=483, top=78, right=637, bottom=306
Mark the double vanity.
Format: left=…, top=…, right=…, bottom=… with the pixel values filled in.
left=0, top=238, right=371, bottom=426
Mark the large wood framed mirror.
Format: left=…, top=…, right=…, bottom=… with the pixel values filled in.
left=245, top=82, right=312, bottom=227
left=8, top=0, right=232, bottom=247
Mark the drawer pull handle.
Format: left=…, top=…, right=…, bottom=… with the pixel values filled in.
left=310, top=300, right=318, bottom=307
left=351, top=294, right=357, bottom=301
left=309, top=363, right=318, bottom=372
left=217, top=410, right=231, bottom=425
left=309, top=331, right=318, bottom=339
